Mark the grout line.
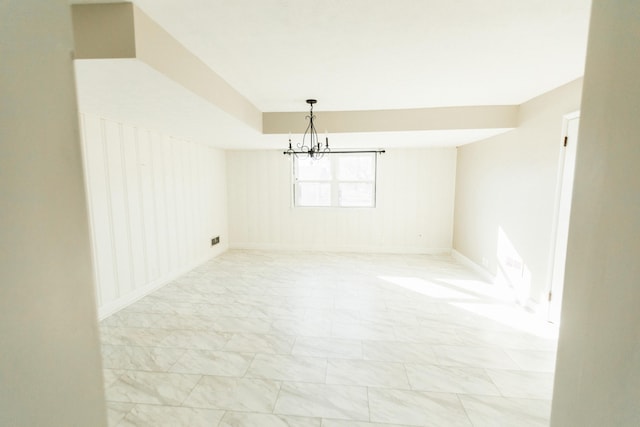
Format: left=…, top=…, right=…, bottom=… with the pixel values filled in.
left=98, top=250, right=558, bottom=426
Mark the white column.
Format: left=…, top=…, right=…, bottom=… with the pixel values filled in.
left=0, top=1, right=107, bottom=425
left=551, top=1, right=640, bottom=425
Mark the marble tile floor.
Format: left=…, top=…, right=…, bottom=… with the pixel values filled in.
left=100, top=250, right=559, bottom=427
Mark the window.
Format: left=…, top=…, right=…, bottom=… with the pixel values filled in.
left=293, top=153, right=377, bottom=207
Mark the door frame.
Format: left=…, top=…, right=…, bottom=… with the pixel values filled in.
left=546, top=111, right=580, bottom=323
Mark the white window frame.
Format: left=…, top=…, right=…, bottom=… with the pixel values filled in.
left=292, top=152, right=377, bottom=208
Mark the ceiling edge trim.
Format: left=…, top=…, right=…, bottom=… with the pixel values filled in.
left=263, top=105, right=519, bottom=134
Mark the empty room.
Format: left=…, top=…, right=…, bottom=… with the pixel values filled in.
left=3, top=1, right=639, bottom=427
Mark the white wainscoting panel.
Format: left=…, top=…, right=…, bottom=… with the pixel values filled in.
left=80, top=113, right=228, bottom=318
left=227, top=148, right=456, bottom=253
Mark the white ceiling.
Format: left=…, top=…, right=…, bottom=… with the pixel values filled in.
left=72, top=0, right=591, bottom=148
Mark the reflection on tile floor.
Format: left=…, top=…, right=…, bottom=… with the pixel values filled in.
left=101, top=250, right=558, bottom=427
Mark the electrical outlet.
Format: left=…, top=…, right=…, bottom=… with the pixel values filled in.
left=211, top=236, right=220, bottom=246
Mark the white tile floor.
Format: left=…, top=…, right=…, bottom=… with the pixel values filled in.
left=100, top=250, right=558, bottom=427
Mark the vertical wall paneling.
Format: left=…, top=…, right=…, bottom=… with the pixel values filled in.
left=137, top=129, right=159, bottom=282
left=101, top=119, right=122, bottom=300
left=200, top=147, right=209, bottom=250
left=196, top=147, right=204, bottom=253
left=160, top=135, right=175, bottom=273
left=173, top=137, right=185, bottom=268
left=152, top=132, right=169, bottom=277
left=105, top=120, right=133, bottom=298
left=79, top=114, right=102, bottom=308
left=178, top=139, right=189, bottom=265
left=133, top=127, right=150, bottom=285
left=122, top=125, right=146, bottom=289
left=185, top=146, right=196, bottom=261
left=227, top=148, right=456, bottom=253
left=80, top=113, right=229, bottom=318
left=193, top=145, right=203, bottom=252
left=166, top=137, right=178, bottom=269
left=82, top=117, right=118, bottom=303
left=118, top=123, right=137, bottom=296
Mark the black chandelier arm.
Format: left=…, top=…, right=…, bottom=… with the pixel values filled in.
left=299, top=113, right=316, bottom=151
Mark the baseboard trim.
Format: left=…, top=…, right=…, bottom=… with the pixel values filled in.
left=229, top=242, right=452, bottom=255
left=97, top=250, right=225, bottom=320
left=451, top=249, right=496, bottom=283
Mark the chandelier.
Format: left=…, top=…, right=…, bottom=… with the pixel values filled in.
left=284, top=99, right=329, bottom=159
left=283, top=99, right=385, bottom=159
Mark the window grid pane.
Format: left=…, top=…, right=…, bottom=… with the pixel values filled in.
left=295, top=156, right=331, bottom=181
left=293, top=153, right=376, bottom=208
left=296, top=182, right=331, bottom=206
left=339, top=182, right=374, bottom=207
left=337, top=155, right=374, bottom=180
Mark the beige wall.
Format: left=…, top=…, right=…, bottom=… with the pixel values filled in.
left=551, top=1, right=640, bottom=425
left=0, top=2, right=107, bottom=425
left=227, top=148, right=457, bottom=253
left=80, top=114, right=229, bottom=319
left=453, top=79, right=583, bottom=307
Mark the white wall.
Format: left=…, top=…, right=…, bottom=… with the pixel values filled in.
left=0, top=1, right=107, bottom=425
left=551, top=1, right=640, bottom=425
left=227, top=148, right=456, bottom=253
left=80, top=113, right=228, bottom=318
left=453, top=79, right=583, bottom=307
